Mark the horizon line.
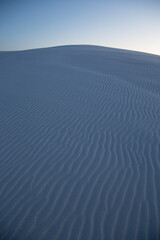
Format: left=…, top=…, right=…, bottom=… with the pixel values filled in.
left=0, top=44, right=159, bottom=57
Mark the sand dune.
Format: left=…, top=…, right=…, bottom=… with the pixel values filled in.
left=0, top=45, right=160, bottom=240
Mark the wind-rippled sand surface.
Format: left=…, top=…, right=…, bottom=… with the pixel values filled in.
left=0, top=45, right=160, bottom=240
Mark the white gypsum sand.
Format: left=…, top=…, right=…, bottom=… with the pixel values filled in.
left=0, top=45, right=160, bottom=240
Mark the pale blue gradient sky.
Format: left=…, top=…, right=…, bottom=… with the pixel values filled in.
left=0, top=0, right=159, bottom=54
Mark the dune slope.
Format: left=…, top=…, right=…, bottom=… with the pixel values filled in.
left=0, top=45, right=160, bottom=240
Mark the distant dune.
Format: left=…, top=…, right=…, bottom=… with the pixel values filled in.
left=0, top=45, right=160, bottom=240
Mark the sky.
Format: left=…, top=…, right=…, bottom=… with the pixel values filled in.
left=0, top=0, right=160, bottom=54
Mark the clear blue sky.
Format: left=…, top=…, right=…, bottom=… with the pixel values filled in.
left=0, top=0, right=159, bottom=54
